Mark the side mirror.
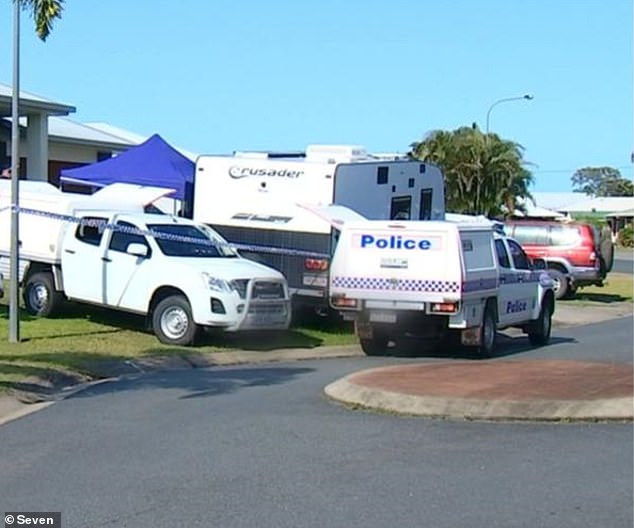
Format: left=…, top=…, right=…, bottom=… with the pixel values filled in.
left=127, top=243, right=148, bottom=258
left=531, top=258, right=546, bottom=271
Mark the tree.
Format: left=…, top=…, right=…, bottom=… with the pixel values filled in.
left=18, top=0, right=64, bottom=41
left=571, top=166, right=634, bottom=197
left=409, top=126, right=534, bottom=217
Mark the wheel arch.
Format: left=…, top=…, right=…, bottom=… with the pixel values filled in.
left=23, top=262, right=55, bottom=286
left=485, top=296, right=498, bottom=323
left=545, top=259, right=571, bottom=275
left=542, top=289, right=555, bottom=314
left=148, top=286, right=190, bottom=316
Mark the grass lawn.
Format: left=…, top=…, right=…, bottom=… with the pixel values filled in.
left=562, top=272, right=633, bottom=305
left=0, top=291, right=355, bottom=392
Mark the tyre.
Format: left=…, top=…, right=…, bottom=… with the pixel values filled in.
left=547, top=268, right=568, bottom=300
left=528, top=300, right=552, bottom=346
left=600, top=233, right=614, bottom=274
left=477, top=302, right=497, bottom=357
left=359, top=325, right=389, bottom=356
left=23, top=271, right=63, bottom=317
left=152, top=295, right=199, bottom=346
left=563, top=284, right=577, bottom=300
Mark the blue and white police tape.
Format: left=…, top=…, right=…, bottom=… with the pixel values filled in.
left=5, top=205, right=331, bottom=260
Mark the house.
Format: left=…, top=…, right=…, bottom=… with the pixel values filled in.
left=0, top=82, right=156, bottom=184
left=531, top=192, right=634, bottom=240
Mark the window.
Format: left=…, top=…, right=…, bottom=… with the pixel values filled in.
left=109, top=221, right=150, bottom=255
left=494, top=239, right=511, bottom=268
left=507, top=239, right=531, bottom=270
left=419, top=188, right=433, bottom=220
left=510, top=224, right=549, bottom=245
left=376, top=166, right=388, bottom=185
left=75, top=217, right=107, bottom=246
left=148, top=223, right=236, bottom=258
left=390, top=196, right=411, bottom=220
left=549, top=225, right=580, bottom=246
left=461, top=233, right=495, bottom=271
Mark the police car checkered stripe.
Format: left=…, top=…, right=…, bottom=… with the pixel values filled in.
left=332, top=276, right=535, bottom=294
left=332, top=276, right=460, bottom=293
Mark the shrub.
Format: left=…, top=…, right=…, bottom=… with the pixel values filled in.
left=619, top=225, right=634, bottom=247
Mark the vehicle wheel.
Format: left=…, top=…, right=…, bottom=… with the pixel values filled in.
left=563, top=284, right=577, bottom=299
left=23, top=272, right=63, bottom=317
left=548, top=268, right=568, bottom=300
left=477, top=302, right=497, bottom=357
left=600, top=233, right=614, bottom=274
left=152, top=295, right=199, bottom=346
left=359, top=325, right=389, bottom=356
left=528, top=300, right=552, bottom=346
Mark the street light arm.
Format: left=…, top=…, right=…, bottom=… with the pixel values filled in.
left=485, top=94, right=533, bottom=135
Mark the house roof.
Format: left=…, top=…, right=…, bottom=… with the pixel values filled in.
left=47, top=117, right=136, bottom=148
left=0, top=82, right=75, bottom=117
left=532, top=192, right=634, bottom=214
left=531, top=192, right=585, bottom=210
left=1, top=115, right=136, bottom=151
left=86, top=123, right=198, bottom=161
left=605, top=208, right=634, bottom=218
left=558, top=196, right=634, bottom=213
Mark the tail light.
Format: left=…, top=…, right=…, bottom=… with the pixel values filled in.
left=331, top=296, right=358, bottom=309
left=429, top=302, right=459, bottom=314
left=305, top=258, right=329, bottom=271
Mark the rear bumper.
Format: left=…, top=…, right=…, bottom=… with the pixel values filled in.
left=569, top=265, right=603, bottom=286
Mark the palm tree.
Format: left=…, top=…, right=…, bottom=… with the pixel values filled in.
left=18, top=0, right=64, bottom=40
left=410, top=126, right=533, bottom=217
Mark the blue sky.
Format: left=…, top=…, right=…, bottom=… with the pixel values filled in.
left=1, top=0, right=632, bottom=192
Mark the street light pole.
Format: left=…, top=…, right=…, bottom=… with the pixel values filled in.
left=9, top=1, right=21, bottom=343
left=486, top=94, right=534, bottom=135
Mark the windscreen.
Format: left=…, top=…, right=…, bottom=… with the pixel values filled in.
left=148, top=223, right=237, bottom=258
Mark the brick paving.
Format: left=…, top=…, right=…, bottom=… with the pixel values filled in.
left=349, top=360, right=633, bottom=401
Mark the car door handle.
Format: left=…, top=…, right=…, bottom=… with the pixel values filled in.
left=101, top=257, right=112, bottom=262
left=517, top=275, right=524, bottom=283
left=64, top=249, right=75, bottom=254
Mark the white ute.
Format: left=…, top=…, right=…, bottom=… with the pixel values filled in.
left=329, top=219, right=555, bottom=356
left=0, top=181, right=291, bottom=345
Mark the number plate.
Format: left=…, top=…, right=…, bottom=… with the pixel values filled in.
left=302, top=274, right=328, bottom=287
left=369, top=311, right=397, bottom=324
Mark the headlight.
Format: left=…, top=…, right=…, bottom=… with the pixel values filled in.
left=201, top=272, right=230, bottom=293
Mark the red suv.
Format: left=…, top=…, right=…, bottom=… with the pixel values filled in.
left=504, top=220, right=613, bottom=299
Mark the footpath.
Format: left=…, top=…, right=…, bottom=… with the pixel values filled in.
left=0, top=302, right=632, bottom=425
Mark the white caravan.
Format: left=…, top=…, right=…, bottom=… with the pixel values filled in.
left=192, top=145, right=445, bottom=313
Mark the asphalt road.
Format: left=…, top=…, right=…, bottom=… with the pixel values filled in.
left=613, top=258, right=633, bottom=274
left=613, top=248, right=633, bottom=274
left=0, top=318, right=632, bottom=528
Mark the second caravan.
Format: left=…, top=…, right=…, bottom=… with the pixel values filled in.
left=192, top=145, right=446, bottom=312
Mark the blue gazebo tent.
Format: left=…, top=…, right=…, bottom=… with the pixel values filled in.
left=60, top=134, right=194, bottom=204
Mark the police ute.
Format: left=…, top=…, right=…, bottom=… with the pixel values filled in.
left=329, top=219, right=555, bottom=356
